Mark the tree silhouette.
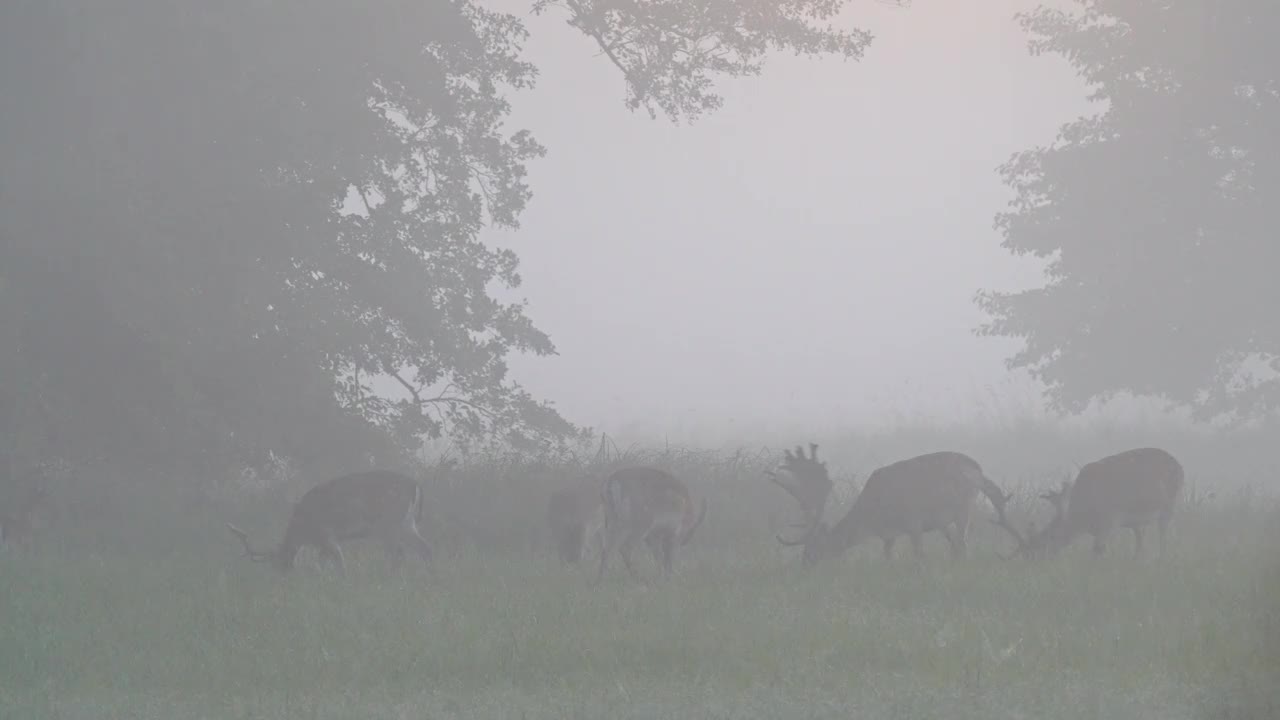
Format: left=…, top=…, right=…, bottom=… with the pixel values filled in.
left=0, top=0, right=875, bottom=472
left=978, top=1, right=1279, bottom=424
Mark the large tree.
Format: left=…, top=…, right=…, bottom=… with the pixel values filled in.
left=978, top=1, right=1279, bottom=424
left=0, top=0, right=873, bottom=473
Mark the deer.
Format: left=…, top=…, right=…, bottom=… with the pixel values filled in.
left=594, top=466, right=708, bottom=584
left=546, top=474, right=606, bottom=566
left=1, top=464, right=49, bottom=548
left=995, top=447, right=1183, bottom=559
left=774, top=447, right=1016, bottom=567
left=226, top=469, right=432, bottom=576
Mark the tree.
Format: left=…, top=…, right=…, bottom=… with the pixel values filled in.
left=977, top=1, right=1279, bottom=424
left=534, top=0, right=872, bottom=121
left=0, top=0, right=875, bottom=473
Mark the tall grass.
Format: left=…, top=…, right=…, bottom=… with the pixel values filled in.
left=2, top=421, right=1278, bottom=719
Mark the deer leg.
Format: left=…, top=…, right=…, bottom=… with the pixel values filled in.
left=553, top=528, right=568, bottom=565
left=587, top=525, right=605, bottom=564
left=1091, top=532, right=1106, bottom=557
left=1157, top=512, right=1172, bottom=558
left=405, top=528, right=433, bottom=574
left=645, top=532, right=662, bottom=567
left=619, top=534, right=640, bottom=581
left=385, top=540, right=406, bottom=572
left=575, top=526, right=593, bottom=566
left=594, top=533, right=612, bottom=585
left=882, top=536, right=896, bottom=560
left=943, top=522, right=968, bottom=561
left=570, top=525, right=587, bottom=564
left=658, top=529, right=676, bottom=579
left=954, top=512, right=971, bottom=560
left=554, top=527, right=575, bottom=565
left=317, top=539, right=347, bottom=577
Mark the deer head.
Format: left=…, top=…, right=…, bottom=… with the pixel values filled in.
left=990, top=479, right=1072, bottom=560
left=769, top=443, right=834, bottom=555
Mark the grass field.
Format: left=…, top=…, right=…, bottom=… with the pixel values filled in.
left=3, top=495, right=1279, bottom=720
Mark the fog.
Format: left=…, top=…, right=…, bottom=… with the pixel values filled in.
left=493, top=0, right=1092, bottom=438
left=2, top=2, right=1278, bottom=718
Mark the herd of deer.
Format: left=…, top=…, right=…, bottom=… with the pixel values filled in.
left=215, top=444, right=1185, bottom=581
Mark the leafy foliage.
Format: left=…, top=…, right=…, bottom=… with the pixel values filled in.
left=535, top=0, right=874, bottom=121
left=0, top=0, right=875, bottom=473
left=977, top=1, right=1279, bottom=423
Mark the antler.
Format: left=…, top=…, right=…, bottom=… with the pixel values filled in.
left=769, top=470, right=824, bottom=546
left=767, top=469, right=812, bottom=520
left=991, top=481, right=1073, bottom=561
left=770, top=442, right=834, bottom=547
left=987, top=487, right=1032, bottom=560
left=226, top=523, right=271, bottom=562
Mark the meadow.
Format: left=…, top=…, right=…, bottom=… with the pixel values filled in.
left=2, top=423, right=1279, bottom=719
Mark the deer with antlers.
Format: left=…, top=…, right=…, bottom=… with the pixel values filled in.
left=227, top=469, right=432, bottom=576
left=772, top=446, right=1016, bottom=566
left=994, top=447, right=1183, bottom=559
left=594, top=466, right=708, bottom=584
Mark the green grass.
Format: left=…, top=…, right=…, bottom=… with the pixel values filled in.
left=3, top=513, right=1279, bottom=720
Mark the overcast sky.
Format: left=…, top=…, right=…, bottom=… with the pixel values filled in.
left=481, top=0, right=1097, bottom=441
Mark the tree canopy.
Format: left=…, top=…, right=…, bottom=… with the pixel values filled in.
left=0, top=0, right=874, bottom=474
left=978, top=0, right=1279, bottom=424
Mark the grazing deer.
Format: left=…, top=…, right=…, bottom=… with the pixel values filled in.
left=227, top=469, right=431, bottom=576
left=0, top=465, right=49, bottom=548
left=595, top=466, right=707, bottom=584
left=775, top=448, right=1015, bottom=566
left=998, top=448, right=1183, bottom=559
left=546, top=475, right=606, bottom=566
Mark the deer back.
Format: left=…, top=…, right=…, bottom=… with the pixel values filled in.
left=605, top=467, right=693, bottom=534
left=834, top=451, right=986, bottom=541
left=1065, top=447, right=1183, bottom=530
left=283, top=469, right=421, bottom=548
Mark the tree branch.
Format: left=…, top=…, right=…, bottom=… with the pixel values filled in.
left=387, top=370, right=497, bottom=420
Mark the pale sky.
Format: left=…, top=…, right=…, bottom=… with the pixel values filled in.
left=483, top=0, right=1098, bottom=440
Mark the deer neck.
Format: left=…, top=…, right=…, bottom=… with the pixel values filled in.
left=272, top=529, right=304, bottom=573
left=823, top=505, right=872, bottom=556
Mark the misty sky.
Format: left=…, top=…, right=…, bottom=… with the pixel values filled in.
left=482, top=0, right=1096, bottom=440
